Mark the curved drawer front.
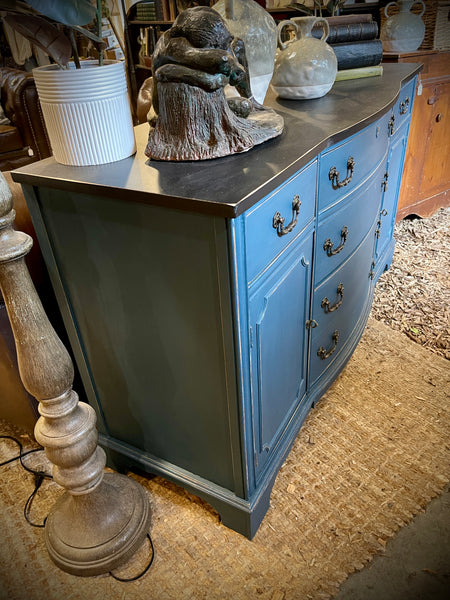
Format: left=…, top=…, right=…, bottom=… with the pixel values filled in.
left=245, top=160, right=317, bottom=284
left=318, top=116, right=389, bottom=212
left=309, top=222, right=376, bottom=385
left=389, top=77, right=416, bottom=137
left=314, top=158, right=385, bottom=286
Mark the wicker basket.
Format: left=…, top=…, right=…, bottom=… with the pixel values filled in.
left=433, top=1, right=450, bottom=50
left=380, top=0, right=450, bottom=51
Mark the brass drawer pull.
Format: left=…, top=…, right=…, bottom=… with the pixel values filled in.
left=317, top=330, right=339, bottom=360
left=323, top=226, right=348, bottom=257
left=399, top=96, right=410, bottom=115
left=329, top=157, right=355, bottom=189
left=321, top=283, right=344, bottom=313
left=388, top=114, right=395, bottom=135
left=272, top=195, right=301, bottom=237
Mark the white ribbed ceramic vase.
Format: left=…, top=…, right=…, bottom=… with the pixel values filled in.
left=33, top=60, right=136, bottom=166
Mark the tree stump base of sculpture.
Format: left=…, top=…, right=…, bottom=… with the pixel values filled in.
left=145, top=82, right=283, bottom=161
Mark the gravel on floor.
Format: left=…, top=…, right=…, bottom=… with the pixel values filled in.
left=371, top=207, right=450, bottom=360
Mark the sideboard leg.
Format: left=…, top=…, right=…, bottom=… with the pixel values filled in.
left=0, top=174, right=151, bottom=576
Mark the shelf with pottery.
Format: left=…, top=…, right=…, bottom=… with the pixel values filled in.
left=12, top=60, right=421, bottom=538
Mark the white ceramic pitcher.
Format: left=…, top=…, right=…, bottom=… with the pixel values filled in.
left=381, top=0, right=426, bottom=53
left=271, top=16, right=337, bottom=100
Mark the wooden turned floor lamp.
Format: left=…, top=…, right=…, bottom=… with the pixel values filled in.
left=0, top=173, right=151, bottom=576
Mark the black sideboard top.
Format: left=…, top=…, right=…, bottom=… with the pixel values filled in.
left=13, top=62, right=422, bottom=218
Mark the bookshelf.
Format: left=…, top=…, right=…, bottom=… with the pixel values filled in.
left=125, top=1, right=177, bottom=114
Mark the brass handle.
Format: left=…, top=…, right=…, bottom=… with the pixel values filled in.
left=317, top=330, right=339, bottom=360
left=323, top=226, right=348, bottom=257
left=273, top=195, right=301, bottom=237
left=329, top=157, right=355, bottom=189
left=399, top=96, right=410, bottom=115
left=321, top=283, right=344, bottom=313
left=388, top=114, right=395, bottom=135
left=376, top=207, right=389, bottom=238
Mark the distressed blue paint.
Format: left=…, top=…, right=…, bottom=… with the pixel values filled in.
left=248, top=232, right=313, bottom=480
left=314, top=157, right=387, bottom=287
left=318, top=114, right=390, bottom=213
left=373, top=78, right=416, bottom=281
left=309, top=220, right=377, bottom=385
left=244, top=160, right=317, bottom=284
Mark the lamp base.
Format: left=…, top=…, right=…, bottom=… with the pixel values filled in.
left=45, top=473, right=151, bottom=577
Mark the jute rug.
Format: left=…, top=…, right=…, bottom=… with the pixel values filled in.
left=1, top=317, right=449, bottom=600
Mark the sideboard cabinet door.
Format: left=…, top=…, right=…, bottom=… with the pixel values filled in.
left=374, top=77, right=416, bottom=278
left=375, top=126, right=408, bottom=277
left=248, top=231, right=313, bottom=480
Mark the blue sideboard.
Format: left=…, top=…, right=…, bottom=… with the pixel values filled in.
left=13, top=63, right=420, bottom=538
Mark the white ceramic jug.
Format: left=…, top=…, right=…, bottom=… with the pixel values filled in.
left=271, top=16, right=337, bottom=100
left=381, top=0, right=426, bottom=53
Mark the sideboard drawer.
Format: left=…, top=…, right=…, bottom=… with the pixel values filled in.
left=245, top=160, right=317, bottom=283
left=390, top=77, right=416, bottom=136
left=318, top=118, right=388, bottom=212
left=309, top=222, right=376, bottom=385
left=314, top=158, right=385, bottom=286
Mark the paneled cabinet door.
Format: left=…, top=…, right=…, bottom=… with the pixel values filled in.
left=248, top=232, right=313, bottom=480
left=397, top=78, right=450, bottom=218
left=414, top=82, right=450, bottom=206
left=376, top=129, right=408, bottom=268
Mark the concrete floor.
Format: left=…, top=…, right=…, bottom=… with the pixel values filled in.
left=333, top=484, right=450, bottom=600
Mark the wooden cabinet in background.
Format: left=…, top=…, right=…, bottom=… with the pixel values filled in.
left=383, top=50, right=450, bottom=221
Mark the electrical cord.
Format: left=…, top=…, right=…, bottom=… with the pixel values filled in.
left=0, top=435, right=52, bottom=527
left=1, top=434, right=155, bottom=580
left=109, top=534, right=155, bottom=582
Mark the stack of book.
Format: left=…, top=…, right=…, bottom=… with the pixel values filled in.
left=135, top=1, right=179, bottom=64
left=136, top=1, right=161, bottom=21
left=312, top=14, right=383, bottom=81
left=135, top=0, right=177, bottom=22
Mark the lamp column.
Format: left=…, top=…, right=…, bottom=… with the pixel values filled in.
left=0, top=173, right=151, bottom=576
